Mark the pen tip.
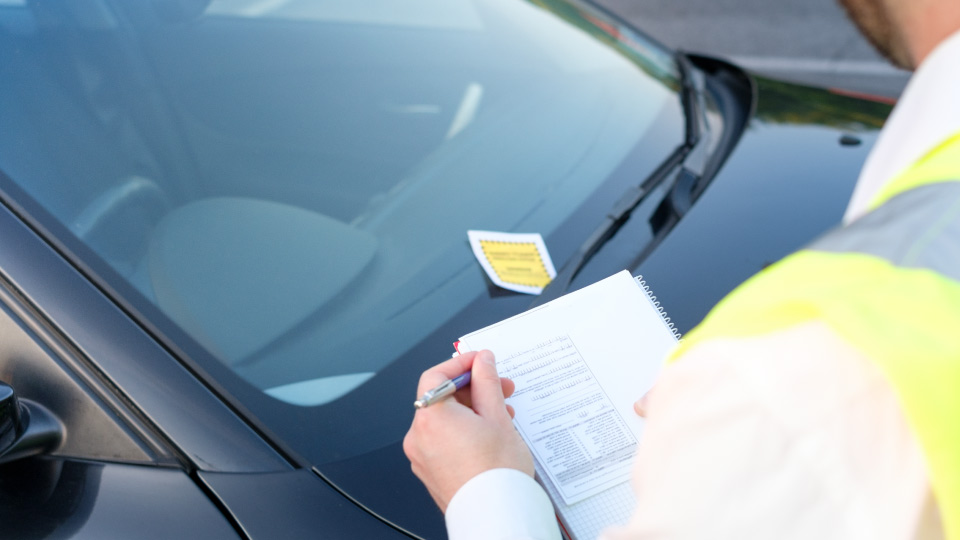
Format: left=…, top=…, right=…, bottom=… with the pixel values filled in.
left=414, top=400, right=424, bottom=409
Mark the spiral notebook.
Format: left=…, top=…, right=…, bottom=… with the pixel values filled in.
left=456, top=270, right=680, bottom=540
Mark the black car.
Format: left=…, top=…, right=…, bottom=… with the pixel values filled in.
left=0, top=0, right=890, bottom=537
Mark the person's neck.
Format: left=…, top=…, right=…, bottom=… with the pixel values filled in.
left=905, top=4, right=960, bottom=65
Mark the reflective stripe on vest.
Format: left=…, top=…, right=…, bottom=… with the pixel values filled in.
left=670, top=132, right=960, bottom=538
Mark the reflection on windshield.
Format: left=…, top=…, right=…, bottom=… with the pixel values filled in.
left=0, top=0, right=680, bottom=453
left=752, top=77, right=891, bottom=129
left=207, top=0, right=485, bottom=29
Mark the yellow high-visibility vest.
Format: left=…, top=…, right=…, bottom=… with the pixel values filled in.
left=671, top=131, right=960, bottom=538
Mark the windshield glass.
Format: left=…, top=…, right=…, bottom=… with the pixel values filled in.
left=0, top=0, right=682, bottom=465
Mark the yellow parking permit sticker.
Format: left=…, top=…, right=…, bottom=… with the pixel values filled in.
left=467, top=230, right=557, bottom=295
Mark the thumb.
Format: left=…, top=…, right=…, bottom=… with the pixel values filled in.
left=634, top=391, right=652, bottom=418
left=470, top=350, right=508, bottom=419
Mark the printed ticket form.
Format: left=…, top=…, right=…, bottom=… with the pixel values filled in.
left=497, top=334, right=638, bottom=504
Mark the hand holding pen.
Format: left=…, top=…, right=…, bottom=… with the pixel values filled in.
left=411, top=350, right=517, bottom=415
left=403, top=350, right=533, bottom=512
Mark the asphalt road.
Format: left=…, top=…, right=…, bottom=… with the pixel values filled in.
left=593, top=0, right=911, bottom=99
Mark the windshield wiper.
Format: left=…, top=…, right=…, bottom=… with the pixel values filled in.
left=531, top=54, right=710, bottom=306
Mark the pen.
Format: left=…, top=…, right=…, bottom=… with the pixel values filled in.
left=414, top=372, right=472, bottom=409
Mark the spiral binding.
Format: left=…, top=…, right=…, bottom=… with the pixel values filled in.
left=635, top=275, right=682, bottom=341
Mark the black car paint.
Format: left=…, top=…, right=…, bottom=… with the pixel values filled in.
left=198, top=469, right=411, bottom=538
left=0, top=458, right=237, bottom=538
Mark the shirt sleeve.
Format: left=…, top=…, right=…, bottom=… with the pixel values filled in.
left=445, top=468, right=562, bottom=540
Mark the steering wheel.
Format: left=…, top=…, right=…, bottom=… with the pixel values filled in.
left=71, top=175, right=172, bottom=276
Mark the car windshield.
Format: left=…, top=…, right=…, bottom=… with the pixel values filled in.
left=0, top=0, right=683, bottom=465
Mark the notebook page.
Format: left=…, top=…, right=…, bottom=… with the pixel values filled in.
left=458, top=270, right=677, bottom=539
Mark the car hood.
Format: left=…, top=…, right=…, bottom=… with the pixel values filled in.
left=636, top=74, right=892, bottom=332
left=316, top=74, right=893, bottom=540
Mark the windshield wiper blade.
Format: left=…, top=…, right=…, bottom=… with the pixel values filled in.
left=531, top=54, right=709, bottom=306
left=531, top=150, right=686, bottom=305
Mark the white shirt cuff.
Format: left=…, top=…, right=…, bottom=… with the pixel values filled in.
left=445, top=468, right=562, bottom=540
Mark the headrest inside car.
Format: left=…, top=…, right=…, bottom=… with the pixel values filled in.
left=146, top=197, right=378, bottom=364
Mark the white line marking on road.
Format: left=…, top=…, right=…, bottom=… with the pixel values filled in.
left=730, top=56, right=911, bottom=76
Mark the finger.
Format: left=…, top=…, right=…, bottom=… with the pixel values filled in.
left=469, top=350, right=508, bottom=419
left=417, top=351, right=480, bottom=396
left=506, top=404, right=516, bottom=419
left=446, top=381, right=476, bottom=410
left=633, top=393, right=650, bottom=417
left=501, top=377, right=516, bottom=399
left=452, top=376, right=515, bottom=409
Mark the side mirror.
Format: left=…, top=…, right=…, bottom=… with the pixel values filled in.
left=0, top=381, right=62, bottom=464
